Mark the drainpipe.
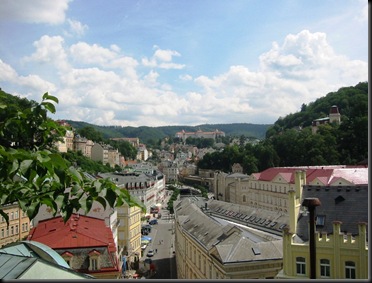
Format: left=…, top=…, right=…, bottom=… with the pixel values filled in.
left=301, top=197, right=321, bottom=279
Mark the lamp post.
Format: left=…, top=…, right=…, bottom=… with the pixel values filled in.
left=301, top=197, right=321, bottom=279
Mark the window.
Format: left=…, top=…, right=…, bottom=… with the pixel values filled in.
left=91, top=258, right=98, bottom=270
left=296, top=257, right=306, bottom=275
left=316, top=215, right=326, bottom=226
left=345, top=261, right=356, bottom=279
left=320, top=259, right=330, bottom=278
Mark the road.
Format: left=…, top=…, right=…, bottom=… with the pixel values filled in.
left=141, top=208, right=177, bottom=279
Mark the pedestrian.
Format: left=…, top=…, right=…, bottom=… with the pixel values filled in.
left=159, top=240, right=161, bottom=245
left=155, top=248, right=157, bottom=253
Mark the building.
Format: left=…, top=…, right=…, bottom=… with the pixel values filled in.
left=117, top=201, right=143, bottom=272
left=311, top=105, right=341, bottom=134
left=276, top=170, right=368, bottom=279
left=73, top=135, right=94, bottom=158
left=0, top=203, right=31, bottom=247
left=0, top=240, right=94, bottom=279
left=98, top=171, right=166, bottom=215
left=27, top=214, right=122, bottom=279
left=174, top=197, right=284, bottom=279
left=91, top=142, right=122, bottom=167
left=215, top=165, right=368, bottom=214
left=175, top=129, right=225, bottom=142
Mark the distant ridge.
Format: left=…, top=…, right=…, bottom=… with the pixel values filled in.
left=65, top=120, right=272, bottom=143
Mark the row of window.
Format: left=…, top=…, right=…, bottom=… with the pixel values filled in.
left=1, top=223, right=28, bottom=238
left=1, top=210, right=27, bottom=222
left=296, top=257, right=356, bottom=279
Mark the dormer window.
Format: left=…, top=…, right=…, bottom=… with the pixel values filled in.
left=61, top=251, right=74, bottom=267
left=88, top=250, right=101, bottom=271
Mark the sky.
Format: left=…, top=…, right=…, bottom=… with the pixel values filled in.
left=0, top=0, right=368, bottom=127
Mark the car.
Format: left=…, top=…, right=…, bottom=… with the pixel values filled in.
left=141, top=244, right=147, bottom=250
left=149, top=219, right=158, bottom=225
left=144, top=258, right=152, bottom=264
left=147, top=249, right=155, bottom=257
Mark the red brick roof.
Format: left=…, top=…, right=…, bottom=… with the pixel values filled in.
left=28, top=214, right=116, bottom=252
left=252, top=166, right=368, bottom=186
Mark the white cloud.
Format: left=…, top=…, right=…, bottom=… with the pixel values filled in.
left=0, top=0, right=70, bottom=24
left=1, top=29, right=367, bottom=127
left=0, top=59, right=55, bottom=96
left=22, top=35, right=70, bottom=71
left=66, top=19, right=88, bottom=37
left=142, top=47, right=185, bottom=70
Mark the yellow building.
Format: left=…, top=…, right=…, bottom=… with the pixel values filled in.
left=117, top=201, right=142, bottom=270
left=174, top=197, right=283, bottom=279
left=276, top=170, right=368, bottom=279
left=0, top=203, right=30, bottom=247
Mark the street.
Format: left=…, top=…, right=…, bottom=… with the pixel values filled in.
left=141, top=208, right=177, bottom=279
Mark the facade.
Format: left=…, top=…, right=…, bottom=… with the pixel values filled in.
left=92, top=142, right=122, bottom=167
left=98, top=171, right=166, bottom=214
left=0, top=203, right=31, bottom=247
left=174, top=197, right=284, bottom=279
left=175, top=129, right=225, bottom=142
left=27, top=214, right=122, bottom=279
left=117, top=202, right=143, bottom=271
left=56, top=129, right=74, bottom=153
left=215, top=165, right=368, bottom=214
left=277, top=170, right=369, bottom=279
left=73, top=135, right=94, bottom=158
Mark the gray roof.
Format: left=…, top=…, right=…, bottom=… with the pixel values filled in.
left=206, top=199, right=289, bottom=236
left=0, top=253, right=94, bottom=279
left=0, top=240, right=69, bottom=268
left=174, top=197, right=283, bottom=264
left=296, top=185, right=369, bottom=241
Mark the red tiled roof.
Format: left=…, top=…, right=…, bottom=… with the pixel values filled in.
left=28, top=214, right=116, bottom=252
left=252, top=166, right=368, bottom=185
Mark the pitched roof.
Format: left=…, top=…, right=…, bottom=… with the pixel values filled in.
left=174, top=198, right=283, bottom=264
left=252, top=166, right=368, bottom=186
left=0, top=253, right=94, bottom=279
left=296, top=185, right=368, bottom=241
left=28, top=214, right=116, bottom=252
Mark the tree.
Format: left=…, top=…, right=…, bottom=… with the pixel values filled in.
left=0, top=93, right=144, bottom=225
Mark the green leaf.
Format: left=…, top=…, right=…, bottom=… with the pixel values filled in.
left=19, top=159, right=33, bottom=174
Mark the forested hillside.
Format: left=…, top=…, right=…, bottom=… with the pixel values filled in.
left=198, top=81, right=368, bottom=173
left=65, top=121, right=271, bottom=143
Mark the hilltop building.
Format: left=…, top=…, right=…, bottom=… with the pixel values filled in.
left=175, top=129, right=225, bottom=142
left=311, top=105, right=341, bottom=134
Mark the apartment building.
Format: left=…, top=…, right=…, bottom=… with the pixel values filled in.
left=90, top=143, right=119, bottom=167
left=0, top=204, right=30, bottom=247
left=174, top=197, right=284, bottom=279
left=276, top=170, right=368, bottom=279
left=215, top=165, right=368, bottom=215
left=98, top=171, right=166, bottom=214
left=73, top=135, right=94, bottom=158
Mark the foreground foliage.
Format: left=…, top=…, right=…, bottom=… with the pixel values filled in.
left=0, top=92, right=144, bottom=225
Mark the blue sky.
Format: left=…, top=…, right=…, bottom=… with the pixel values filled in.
left=0, top=0, right=368, bottom=127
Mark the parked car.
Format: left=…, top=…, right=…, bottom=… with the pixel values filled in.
left=144, top=258, right=152, bottom=264
left=147, top=249, right=155, bottom=257
left=149, top=219, right=158, bottom=225
left=141, top=244, right=147, bottom=250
